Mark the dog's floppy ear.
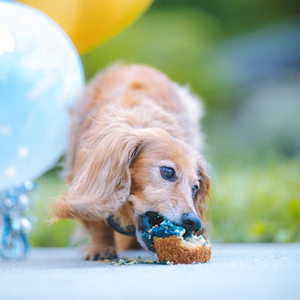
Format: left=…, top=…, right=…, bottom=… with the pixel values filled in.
left=52, top=124, right=142, bottom=221
left=194, top=160, right=210, bottom=238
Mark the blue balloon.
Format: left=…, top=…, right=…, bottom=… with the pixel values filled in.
left=0, top=2, right=85, bottom=189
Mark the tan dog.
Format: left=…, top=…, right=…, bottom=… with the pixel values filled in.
left=53, top=64, right=210, bottom=260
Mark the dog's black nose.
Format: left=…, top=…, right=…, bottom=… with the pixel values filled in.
left=144, top=211, right=164, bottom=227
left=181, top=213, right=201, bottom=232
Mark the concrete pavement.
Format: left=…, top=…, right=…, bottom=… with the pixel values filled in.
left=0, top=244, right=299, bottom=300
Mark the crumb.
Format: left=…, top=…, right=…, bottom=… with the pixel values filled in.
left=109, top=257, right=161, bottom=266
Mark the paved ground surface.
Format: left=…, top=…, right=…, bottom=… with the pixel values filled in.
left=1, top=244, right=299, bottom=300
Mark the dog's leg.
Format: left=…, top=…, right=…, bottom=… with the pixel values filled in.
left=82, top=220, right=117, bottom=260
left=115, top=233, right=141, bottom=251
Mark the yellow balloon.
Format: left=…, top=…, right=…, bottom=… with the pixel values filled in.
left=20, top=0, right=152, bottom=53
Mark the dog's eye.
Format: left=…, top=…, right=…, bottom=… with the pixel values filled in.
left=160, top=167, right=176, bottom=181
left=192, top=184, right=199, bottom=197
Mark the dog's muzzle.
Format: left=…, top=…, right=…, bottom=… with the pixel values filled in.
left=107, top=215, right=136, bottom=236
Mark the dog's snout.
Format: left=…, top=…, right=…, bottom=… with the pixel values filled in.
left=181, top=213, right=201, bottom=232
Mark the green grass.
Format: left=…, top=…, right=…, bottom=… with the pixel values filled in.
left=28, top=168, right=76, bottom=247
left=210, top=156, right=300, bottom=243
left=28, top=155, right=300, bottom=246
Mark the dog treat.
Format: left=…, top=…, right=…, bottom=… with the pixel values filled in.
left=142, top=212, right=211, bottom=264
left=153, top=235, right=211, bottom=264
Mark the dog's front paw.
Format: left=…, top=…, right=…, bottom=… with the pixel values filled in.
left=84, top=244, right=118, bottom=261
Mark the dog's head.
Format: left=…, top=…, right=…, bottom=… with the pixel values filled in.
left=127, top=128, right=210, bottom=249
left=53, top=126, right=210, bottom=250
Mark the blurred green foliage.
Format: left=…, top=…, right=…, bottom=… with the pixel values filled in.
left=29, top=167, right=76, bottom=247
left=29, top=154, right=300, bottom=246
left=81, top=7, right=226, bottom=109
left=29, top=1, right=300, bottom=246
left=211, top=155, right=300, bottom=242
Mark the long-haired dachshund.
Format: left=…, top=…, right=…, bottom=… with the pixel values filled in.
left=53, top=64, right=210, bottom=260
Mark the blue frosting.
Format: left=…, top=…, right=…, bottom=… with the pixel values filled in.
left=141, top=213, right=185, bottom=252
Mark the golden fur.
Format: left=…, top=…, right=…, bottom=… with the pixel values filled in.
left=53, top=64, right=210, bottom=259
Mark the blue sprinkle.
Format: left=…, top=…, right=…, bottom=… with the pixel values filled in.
left=141, top=213, right=185, bottom=252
